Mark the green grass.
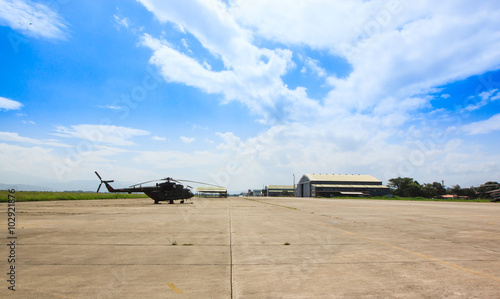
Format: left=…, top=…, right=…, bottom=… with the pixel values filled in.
left=325, top=196, right=493, bottom=202
left=0, top=191, right=148, bottom=202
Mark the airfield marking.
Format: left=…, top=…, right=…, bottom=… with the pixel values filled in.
left=246, top=198, right=500, bottom=283
left=167, top=282, right=183, bottom=294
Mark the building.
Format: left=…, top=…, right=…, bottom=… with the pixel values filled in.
left=195, top=186, right=228, bottom=197
left=295, top=174, right=390, bottom=197
left=252, top=189, right=263, bottom=196
left=264, top=185, right=295, bottom=197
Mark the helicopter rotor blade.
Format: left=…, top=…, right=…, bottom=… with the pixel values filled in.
left=129, top=177, right=189, bottom=187
left=127, top=176, right=224, bottom=189
left=176, top=179, right=224, bottom=188
left=95, top=172, right=114, bottom=192
left=95, top=171, right=103, bottom=193
left=169, top=178, right=183, bottom=184
left=129, top=178, right=168, bottom=187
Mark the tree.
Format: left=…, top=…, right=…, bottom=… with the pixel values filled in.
left=388, top=178, right=498, bottom=199
left=421, top=182, right=446, bottom=198
left=422, top=183, right=438, bottom=198
left=388, top=177, right=423, bottom=197
left=451, top=184, right=462, bottom=195
left=388, top=177, right=411, bottom=195
left=432, top=182, right=446, bottom=195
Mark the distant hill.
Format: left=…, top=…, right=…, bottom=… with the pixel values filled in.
left=0, top=180, right=133, bottom=192
left=0, top=183, right=54, bottom=192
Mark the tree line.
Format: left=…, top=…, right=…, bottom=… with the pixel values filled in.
left=387, top=177, right=498, bottom=199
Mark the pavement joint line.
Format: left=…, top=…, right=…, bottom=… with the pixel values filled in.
left=19, top=263, right=232, bottom=266
left=250, top=197, right=500, bottom=283
left=17, top=244, right=231, bottom=247
left=167, top=282, right=183, bottom=294
left=17, top=260, right=499, bottom=266
left=229, top=199, right=234, bottom=299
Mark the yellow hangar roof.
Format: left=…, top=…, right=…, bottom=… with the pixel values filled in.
left=195, top=186, right=227, bottom=192
left=266, top=185, right=294, bottom=190
left=303, top=174, right=382, bottom=183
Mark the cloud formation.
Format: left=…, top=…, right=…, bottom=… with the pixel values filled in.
left=0, top=96, right=23, bottom=110
left=1, top=1, right=499, bottom=191
left=53, top=124, right=150, bottom=146
left=135, top=0, right=500, bottom=188
left=0, top=131, right=67, bottom=147
left=0, top=0, right=69, bottom=40
left=462, top=114, right=500, bottom=135
left=180, top=136, right=195, bottom=144
left=138, top=0, right=321, bottom=123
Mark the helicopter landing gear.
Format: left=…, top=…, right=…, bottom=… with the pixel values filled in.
left=180, top=200, right=184, bottom=204
left=169, top=199, right=174, bottom=204
left=154, top=200, right=159, bottom=204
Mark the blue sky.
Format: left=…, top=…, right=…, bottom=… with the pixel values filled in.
left=1, top=0, right=499, bottom=192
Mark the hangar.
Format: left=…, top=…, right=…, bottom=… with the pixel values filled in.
left=264, top=185, right=295, bottom=197
left=195, top=186, right=228, bottom=198
left=295, top=174, right=390, bottom=197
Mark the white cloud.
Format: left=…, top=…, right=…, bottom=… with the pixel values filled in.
left=140, top=32, right=311, bottom=122
left=479, top=89, right=498, bottom=101
left=138, top=0, right=500, bottom=126
left=0, top=0, right=69, bottom=40
left=152, top=136, right=166, bottom=141
left=461, top=114, right=500, bottom=135
left=303, top=57, right=327, bottom=77
left=138, top=0, right=321, bottom=123
left=0, top=140, right=146, bottom=186
left=180, top=136, right=195, bottom=144
left=190, top=123, right=208, bottom=130
left=207, top=119, right=500, bottom=190
left=230, top=0, right=387, bottom=53
left=98, top=105, right=122, bottom=110
left=0, top=96, right=23, bottom=110
left=462, top=89, right=500, bottom=112
left=326, top=5, right=500, bottom=113
left=53, top=124, right=150, bottom=146
left=139, top=0, right=254, bottom=66
left=229, top=0, right=500, bottom=118
left=0, top=143, right=57, bottom=181
left=0, top=131, right=68, bottom=147
left=113, top=14, right=129, bottom=29
left=133, top=149, right=217, bottom=170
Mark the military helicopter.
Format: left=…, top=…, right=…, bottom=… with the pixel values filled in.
left=95, top=171, right=222, bottom=204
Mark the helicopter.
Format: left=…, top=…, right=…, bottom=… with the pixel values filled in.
left=95, top=171, right=222, bottom=204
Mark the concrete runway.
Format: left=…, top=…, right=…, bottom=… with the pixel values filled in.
left=1, top=197, right=500, bottom=298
